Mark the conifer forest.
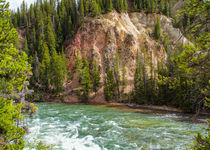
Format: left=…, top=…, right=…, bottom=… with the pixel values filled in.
left=0, top=0, right=209, bottom=149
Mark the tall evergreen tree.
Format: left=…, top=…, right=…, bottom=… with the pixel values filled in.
left=90, top=0, right=99, bottom=16
left=23, top=35, right=29, bottom=55
left=133, top=50, right=145, bottom=103
left=154, top=17, right=161, bottom=41
left=148, top=50, right=155, bottom=104
left=50, top=49, right=66, bottom=93
left=114, top=50, right=120, bottom=99
left=0, top=1, right=32, bottom=148
left=106, top=0, right=113, bottom=12
left=92, top=60, right=101, bottom=93
left=121, top=63, right=127, bottom=94
left=124, top=0, right=128, bottom=11
left=79, top=0, right=85, bottom=18
left=39, top=42, right=51, bottom=90
left=45, top=15, right=56, bottom=52
left=159, top=0, right=164, bottom=14
left=164, top=1, right=169, bottom=17
left=76, top=51, right=83, bottom=82
left=80, top=56, right=92, bottom=101
left=104, top=59, right=115, bottom=101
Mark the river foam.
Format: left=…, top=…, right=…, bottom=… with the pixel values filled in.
left=24, top=103, right=206, bottom=150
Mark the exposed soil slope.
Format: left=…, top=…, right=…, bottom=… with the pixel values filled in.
left=65, top=11, right=189, bottom=103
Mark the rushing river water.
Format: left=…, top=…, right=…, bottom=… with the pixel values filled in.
left=24, top=103, right=206, bottom=150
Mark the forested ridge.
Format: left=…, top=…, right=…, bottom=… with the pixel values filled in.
left=0, top=0, right=209, bottom=149
left=10, top=0, right=208, bottom=111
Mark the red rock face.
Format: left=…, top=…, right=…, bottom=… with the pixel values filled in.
left=66, top=11, right=169, bottom=80
left=64, top=11, right=189, bottom=102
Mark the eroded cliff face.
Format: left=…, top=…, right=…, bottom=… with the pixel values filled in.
left=65, top=11, right=188, bottom=103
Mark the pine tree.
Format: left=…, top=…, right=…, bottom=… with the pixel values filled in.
left=106, top=0, right=113, bottom=12
left=76, top=51, right=83, bottom=82
left=45, top=15, right=56, bottom=52
left=16, top=8, right=21, bottom=26
left=61, top=49, right=67, bottom=76
left=79, top=0, right=85, bottom=18
left=124, top=0, right=128, bottom=11
left=23, top=35, right=29, bottom=55
left=29, top=4, right=35, bottom=25
left=114, top=50, right=120, bottom=100
left=133, top=50, right=145, bottom=103
left=169, top=0, right=172, bottom=17
left=92, top=60, right=101, bottom=93
left=147, top=0, right=154, bottom=13
left=164, top=1, right=169, bottom=17
left=0, top=1, right=32, bottom=148
left=90, top=0, right=99, bottom=16
left=121, top=63, right=127, bottom=94
left=154, top=17, right=161, bottom=41
left=50, top=49, right=66, bottom=93
left=85, top=0, right=90, bottom=15
left=37, top=33, right=46, bottom=59
left=56, top=21, right=63, bottom=50
left=104, top=59, right=115, bottom=101
left=35, top=5, right=44, bottom=37
left=80, top=56, right=92, bottom=101
left=31, top=26, right=36, bottom=52
left=39, top=42, right=51, bottom=90
left=120, top=0, right=124, bottom=12
left=159, top=0, right=164, bottom=14
left=67, top=15, right=73, bottom=37
left=21, top=0, right=27, bottom=25
left=148, top=50, right=155, bottom=104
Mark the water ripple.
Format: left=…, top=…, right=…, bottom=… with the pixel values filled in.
left=24, top=103, right=206, bottom=150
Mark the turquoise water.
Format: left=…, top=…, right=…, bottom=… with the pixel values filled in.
left=24, top=103, right=206, bottom=150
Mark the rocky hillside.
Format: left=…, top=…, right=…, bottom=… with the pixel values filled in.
left=65, top=10, right=189, bottom=103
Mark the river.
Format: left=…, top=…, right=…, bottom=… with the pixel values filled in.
left=24, top=103, right=206, bottom=150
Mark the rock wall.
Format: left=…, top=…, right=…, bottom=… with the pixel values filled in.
left=65, top=11, right=188, bottom=102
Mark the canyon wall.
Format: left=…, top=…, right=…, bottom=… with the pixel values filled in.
left=65, top=11, right=188, bottom=103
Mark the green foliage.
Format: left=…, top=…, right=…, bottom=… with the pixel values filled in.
left=75, top=53, right=92, bottom=101
left=177, top=1, right=210, bottom=146
left=104, top=59, right=115, bottom=101
left=133, top=51, right=145, bottom=103
left=0, top=0, right=31, bottom=149
left=12, top=0, right=76, bottom=94
left=147, top=50, right=156, bottom=104
left=114, top=0, right=128, bottom=12
left=0, top=97, right=25, bottom=149
left=132, top=0, right=172, bottom=17
left=80, top=56, right=92, bottom=100
left=106, top=0, right=113, bottom=12
left=89, top=0, right=99, bottom=16
left=39, top=42, right=51, bottom=90
left=121, top=63, right=127, bottom=94
left=76, top=51, right=83, bottom=82
left=27, top=141, right=54, bottom=150
left=45, top=16, right=56, bottom=52
left=155, top=7, right=210, bottom=150
left=164, top=1, right=169, bottom=17
left=154, top=17, right=161, bottom=41
left=79, top=0, right=85, bottom=18
left=11, top=0, right=131, bottom=97
left=92, top=60, right=101, bottom=93
left=23, top=35, right=29, bottom=55
left=187, top=85, right=210, bottom=149
left=114, top=50, right=120, bottom=99
left=50, top=49, right=67, bottom=93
